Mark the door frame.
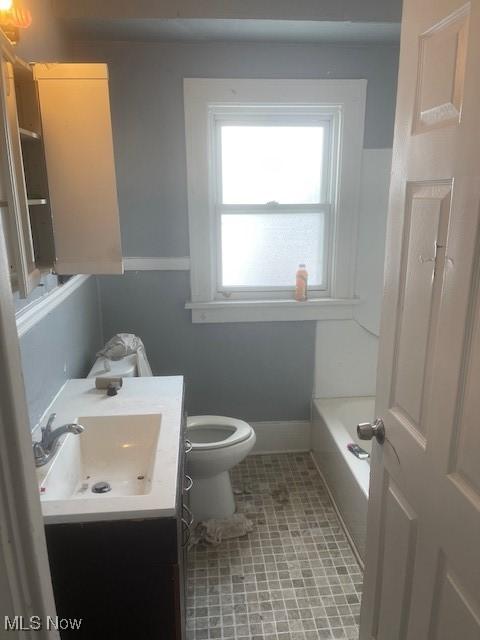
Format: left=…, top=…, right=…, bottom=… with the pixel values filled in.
left=0, top=215, right=59, bottom=637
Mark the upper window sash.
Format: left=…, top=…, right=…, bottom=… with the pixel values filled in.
left=213, top=113, right=335, bottom=208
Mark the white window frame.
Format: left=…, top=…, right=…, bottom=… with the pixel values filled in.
left=213, top=109, right=334, bottom=299
left=184, top=78, right=366, bottom=323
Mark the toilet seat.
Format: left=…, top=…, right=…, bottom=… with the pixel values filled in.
left=187, top=415, right=253, bottom=451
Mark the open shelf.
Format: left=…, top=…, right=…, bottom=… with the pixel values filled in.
left=28, top=198, right=48, bottom=206
left=20, top=127, right=41, bottom=141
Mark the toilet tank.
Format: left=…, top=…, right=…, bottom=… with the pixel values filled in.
left=87, top=353, right=138, bottom=379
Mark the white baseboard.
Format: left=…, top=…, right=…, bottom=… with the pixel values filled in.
left=250, top=420, right=311, bottom=454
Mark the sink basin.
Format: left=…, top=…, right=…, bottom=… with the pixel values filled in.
left=35, top=377, right=184, bottom=524
left=39, top=414, right=161, bottom=502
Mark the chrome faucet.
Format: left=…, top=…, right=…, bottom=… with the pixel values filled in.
left=33, top=412, right=85, bottom=467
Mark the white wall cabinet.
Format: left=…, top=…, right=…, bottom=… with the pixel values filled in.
left=0, top=37, right=123, bottom=298
left=33, top=63, right=123, bottom=277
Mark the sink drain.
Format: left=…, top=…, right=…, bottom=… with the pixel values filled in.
left=91, top=481, right=111, bottom=494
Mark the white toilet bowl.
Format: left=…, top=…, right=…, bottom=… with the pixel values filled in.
left=186, top=415, right=256, bottom=522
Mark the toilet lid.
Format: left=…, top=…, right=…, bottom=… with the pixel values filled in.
left=186, top=415, right=253, bottom=450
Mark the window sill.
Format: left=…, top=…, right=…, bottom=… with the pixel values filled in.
left=185, top=297, right=360, bottom=323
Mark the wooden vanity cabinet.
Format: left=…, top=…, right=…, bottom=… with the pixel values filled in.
left=45, top=422, right=191, bottom=640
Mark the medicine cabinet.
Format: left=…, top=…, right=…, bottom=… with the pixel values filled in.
left=0, top=35, right=123, bottom=298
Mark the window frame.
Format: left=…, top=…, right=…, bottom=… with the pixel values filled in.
left=184, top=78, right=366, bottom=322
left=212, top=109, right=335, bottom=299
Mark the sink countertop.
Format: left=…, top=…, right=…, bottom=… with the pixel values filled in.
left=36, top=376, right=184, bottom=525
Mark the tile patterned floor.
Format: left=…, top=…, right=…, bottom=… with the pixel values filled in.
left=186, top=453, right=362, bottom=640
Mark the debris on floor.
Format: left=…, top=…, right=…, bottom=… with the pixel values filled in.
left=192, top=513, right=254, bottom=546
left=187, top=453, right=362, bottom=640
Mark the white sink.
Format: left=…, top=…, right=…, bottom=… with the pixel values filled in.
left=35, top=378, right=184, bottom=524
left=39, top=414, right=161, bottom=502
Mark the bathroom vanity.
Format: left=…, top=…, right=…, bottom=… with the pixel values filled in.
left=35, top=377, right=189, bottom=639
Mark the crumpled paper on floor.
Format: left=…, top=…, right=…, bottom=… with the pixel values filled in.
left=191, top=513, right=254, bottom=546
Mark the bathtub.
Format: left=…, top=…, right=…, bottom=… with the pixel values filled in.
left=312, top=396, right=375, bottom=562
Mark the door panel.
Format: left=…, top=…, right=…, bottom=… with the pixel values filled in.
left=375, top=480, right=417, bottom=640
left=429, top=555, right=480, bottom=640
left=392, top=182, right=451, bottom=432
left=33, top=64, right=123, bottom=275
left=413, top=5, right=469, bottom=133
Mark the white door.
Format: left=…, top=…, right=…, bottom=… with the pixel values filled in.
left=360, top=1, right=480, bottom=638
left=0, top=112, right=59, bottom=639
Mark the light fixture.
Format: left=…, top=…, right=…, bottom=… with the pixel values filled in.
left=0, top=0, right=32, bottom=44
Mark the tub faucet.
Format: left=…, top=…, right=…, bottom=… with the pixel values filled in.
left=33, top=412, right=85, bottom=467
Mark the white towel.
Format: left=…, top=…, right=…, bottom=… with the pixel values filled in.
left=96, top=333, right=153, bottom=377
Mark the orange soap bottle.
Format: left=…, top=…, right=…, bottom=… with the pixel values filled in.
left=295, top=264, right=308, bottom=301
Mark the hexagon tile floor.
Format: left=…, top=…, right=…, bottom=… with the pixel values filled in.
left=186, top=453, right=362, bottom=640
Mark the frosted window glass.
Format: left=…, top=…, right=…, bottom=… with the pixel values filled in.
left=221, top=126, right=324, bottom=204
left=221, top=213, right=325, bottom=288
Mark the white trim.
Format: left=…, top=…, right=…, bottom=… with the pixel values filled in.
left=184, top=78, right=366, bottom=321
left=123, top=256, right=191, bottom=271
left=185, top=297, right=359, bottom=323
left=16, top=275, right=90, bottom=338
left=250, top=420, right=311, bottom=454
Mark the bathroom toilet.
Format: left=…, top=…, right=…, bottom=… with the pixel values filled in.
left=186, top=415, right=256, bottom=522
left=87, top=345, right=255, bottom=522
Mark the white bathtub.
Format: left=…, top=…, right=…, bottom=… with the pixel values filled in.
left=312, top=396, right=375, bottom=562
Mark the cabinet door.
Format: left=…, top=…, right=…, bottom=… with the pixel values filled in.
left=33, top=63, right=123, bottom=275
left=0, top=48, right=41, bottom=296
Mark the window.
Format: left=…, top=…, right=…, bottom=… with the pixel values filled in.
left=217, top=118, right=330, bottom=296
left=184, top=79, right=366, bottom=322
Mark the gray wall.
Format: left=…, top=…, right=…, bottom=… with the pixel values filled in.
left=19, top=278, right=102, bottom=429
left=75, top=40, right=399, bottom=421
left=74, top=41, right=399, bottom=257
left=100, top=271, right=315, bottom=420
left=10, top=3, right=104, bottom=429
